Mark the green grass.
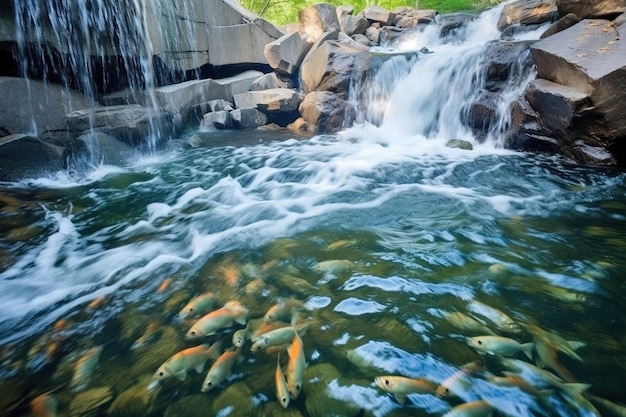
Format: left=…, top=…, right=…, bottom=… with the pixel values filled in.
left=244, top=0, right=504, bottom=26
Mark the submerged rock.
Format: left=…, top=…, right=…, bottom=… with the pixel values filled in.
left=446, top=139, right=473, bottom=150
left=211, top=382, right=255, bottom=416
left=69, top=387, right=112, bottom=417
left=0, top=134, right=64, bottom=181
left=163, top=394, right=213, bottom=417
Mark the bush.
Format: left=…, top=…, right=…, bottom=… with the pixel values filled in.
left=244, top=0, right=504, bottom=26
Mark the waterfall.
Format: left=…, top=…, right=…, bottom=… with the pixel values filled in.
left=355, top=4, right=544, bottom=147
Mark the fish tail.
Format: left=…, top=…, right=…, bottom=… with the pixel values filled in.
left=521, top=343, right=535, bottom=360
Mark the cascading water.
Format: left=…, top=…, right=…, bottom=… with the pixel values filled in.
left=353, top=4, right=541, bottom=147
left=2, top=3, right=626, bottom=417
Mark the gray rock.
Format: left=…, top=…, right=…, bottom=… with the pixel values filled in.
left=393, top=8, right=438, bottom=28
left=65, top=132, right=135, bottom=172
left=339, top=14, right=369, bottom=36
left=336, top=6, right=355, bottom=19
left=363, top=5, right=396, bottom=26
left=231, top=108, right=268, bottom=129
left=207, top=99, right=235, bottom=112
left=497, top=0, right=558, bottom=30
left=0, top=77, right=91, bottom=145
left=66, top=105, right=167, bottom=145
left=300, top=40, right=371, bottom=96
left=365, top=26, right=381, bottom=45
left=351, top=34, right=371, bottom=46
left=446, top=139, right=474, bottom=150
left=481, top=41, right=533, bottom=92
left=264, top=31, right=312, bottom=76
left=0, top=134, right=64, bottom=181
left=202, top=111, right=233, bottom=129
left=233, top=88, right=301, bottom=113
left=540, top=13, right=580, bottom=38
left=249, top=72, right=296, bottom=91
left=530, top=18, right=626, bottom=156
left=299, top=91, right=356, bottom=133
left=557, top=0, right=625, bottom=19
left=299, top=3, right=341, bottom=42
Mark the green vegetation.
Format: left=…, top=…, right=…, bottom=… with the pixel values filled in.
left=243, top=0, right=504, bottom=26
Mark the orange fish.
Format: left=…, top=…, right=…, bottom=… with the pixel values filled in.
left=286, top=332, right=305, bottom=399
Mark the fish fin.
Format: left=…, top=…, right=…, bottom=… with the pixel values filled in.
left=567, top=341, right=586, bottom=351
left=540, top=389, right=554, bottom=399
left=535, top=355, right=546, bottom=368
left=394, top=394, right=407, bottom=404
left=234, top=316, right=247, bottom=326
left=562, top=383, right=592, bottom=395
left=175, top=370, right=188, bottom=381
left=195, top=361, right=206, bottom=374
left=521, top=343, right=535, bottom=360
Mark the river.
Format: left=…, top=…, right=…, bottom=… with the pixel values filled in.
left=1, top=4, right=626, bottom=417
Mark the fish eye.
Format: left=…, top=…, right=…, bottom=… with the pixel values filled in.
left=282, top=397, right=287, bottom=403
left=191, top=331, right=196, bottom=336
left=159, top=371, right=164, bottom=377
left=385, top=379, right=390, bottom=386
left=477, top=340, right=482, bottom=345
left=296, top=384, right=301, bottom=390
left=444, top=388, right=449, bottom=394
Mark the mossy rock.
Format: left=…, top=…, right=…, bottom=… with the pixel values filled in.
left=108, top=376, right=159, bottom=417
left=445, top=139, right=473, bottom=150
left=69, top=386, right=113, bottom=417
left=262, top=401, right=305, bottom=417
left=212, top=382, right=256, bottom=416
left=129, top=326, right=184, bottom=377
left=163, top=394, right=213, bottom=417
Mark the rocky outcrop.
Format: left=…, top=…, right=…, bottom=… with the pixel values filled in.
left=497, top=0, right=559, bottom=31
left=264, top=32, right=312, bottom=76
left=557, top=0, right=626, bottom=19
left=299, top=3, right=341, bottom=42
left=299, top=91, right=356, bottom=133
left=0, top=135, right=64, bottom=181
left=512, top=18, right=626, bottom=165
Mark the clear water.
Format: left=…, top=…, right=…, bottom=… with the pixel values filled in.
left=2, top=3, right=626, bottom=417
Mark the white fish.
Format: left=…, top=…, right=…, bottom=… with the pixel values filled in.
left=178, top=292, right=217, bottom=319
left=185, top=301, right=248, bottom=340
left=374, top=375, right=437, bottom=403
left=467, top=300, right=522, bottom=334
left=443, top=400, right=494, bottom=417
left=467, top=336, right=534, bottom=359
left=71, top=346, right=103, bottom=391
left=441, top=311, right=495, bottom=335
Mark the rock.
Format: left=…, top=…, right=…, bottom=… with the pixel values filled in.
left=393, top=8, right=438, bottom=28
left=466, top=92, right=499, bottom=141
left=299, top=3, right=341, bottom=42
left=202, top=111, right=233, bottom=129
left=304, top=382, right=361, bottom=417
left=540, top=13, right=580, bottom=38
left=153, top=71, right=262, bottom=126
left=66, top=105, right=169, bottom=145
left=446, top=139, right=474, bottom=150
left=108, top=376, right=159, bottom=417
left=0, top=134, right=64, bottom=181
left=299, top=91, right=356, bottom=133
left=263, top=402, right=305, bottom=417
left=208, top=99, right=235, bottom=112
left=231, top=108, right=268, bottom=129
left=497, top=0, right=558, bottom=30
left=0, top=77, right=91, bottom=144
left=164, top=395, right=213, bottom=417
left=351, top=34, right=371, bottom=47
left=363, top=5, right=396, bottom=26
left=339, top=14, right=369, bottom=36
left=65, top=132, right=135, bottom=172
left=69, top=387, right=113, bottom=417
left=287, top=117, right=317, bottom=134
left=336, top=6, right=354, bottom=19
left=264, top=32, right=312, bottom=76
left=212, top=382, right=255, bottom=416
left=300, top=40, right=371, bottom=96
left=481, top=41, right=533, bottom=92
left=530, top=19, right=626, bottom=163
left=557, top=0, right=626, bottom=19
left=250, top=72, right=297, bottom=91
left=439, top=13, right=478, bottom=39
left=365, top=26, right=381, bottom=45
left=233, top=88, right=302, bottom=113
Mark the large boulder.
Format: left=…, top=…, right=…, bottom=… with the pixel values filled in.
left=299, top=91, right=356, bottom=133
left=557, top=0, right=626, bottom=19
left=264, top=32, right=312, bottom=76
left=0, top=134, right=64, bottom=181
left=498, top=0, right=558, bottom=30
left=363, top=5, right=396, bottom=26
left=299, top=3, right=341, bottom=42
left=522, top=19, right=626, bottom=164
left=339, top=14, right=370, bottom=36
left=64, top=132, right=135, bottom=173
left=66, top=105, right=171, bottom=145
left=0, top=77, right=92, bottom=145
left=300, top=40, right=371, bottom=97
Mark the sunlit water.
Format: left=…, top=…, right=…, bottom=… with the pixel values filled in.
left=2, top=4, right=626, bottom=417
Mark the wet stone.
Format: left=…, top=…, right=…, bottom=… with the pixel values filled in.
left=212, top=382, right=255, bottom=416
left=164, top=394, right=213, bottom=417
left=304, top=384, right=361, bottom=417
left=108, top=376, right=159, bottom=417
left=69, top=387, right=113, bottom=417
left=263, top=401, right=306, bottom=417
